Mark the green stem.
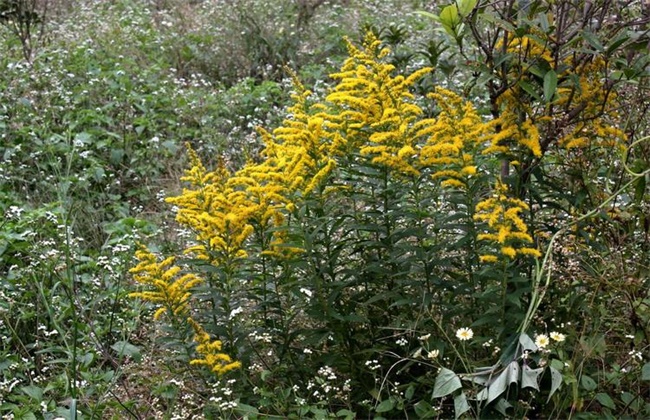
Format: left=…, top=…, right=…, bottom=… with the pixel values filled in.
left=519, top=136, right=650, bottom=334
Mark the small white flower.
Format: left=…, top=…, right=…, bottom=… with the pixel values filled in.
left=535, top=334, right=550, bottom=349
left=550, top=332, right=566, bottom=342
left=456, top=328, right=473, bottom=341
left=427, top=349, right=440, bottom=359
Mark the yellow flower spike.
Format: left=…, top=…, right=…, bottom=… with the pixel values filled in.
left=187, top=318, right=241, bottom=377
left=129, top=246, right=202, bottom=320
left=419, top=87, right=490, bottom=189
left=474, top=182, right=540, bottom=262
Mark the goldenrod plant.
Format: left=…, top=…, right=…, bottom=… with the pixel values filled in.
left=2, top=0, right=647, bottom=417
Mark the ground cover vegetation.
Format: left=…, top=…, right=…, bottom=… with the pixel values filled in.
left=0, top=0, right=649, bottom=418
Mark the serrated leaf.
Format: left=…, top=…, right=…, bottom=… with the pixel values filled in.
left=522, top=365, right=543, bottom=391
left=454, top=392, right=471, bottom=419
left=547, top=366, right=563, bottom=402
left=543, top=70, right=558, bottom=103
left=432, top=368, right=462, bottom=398
left=595, top=392, right=616, bottom=409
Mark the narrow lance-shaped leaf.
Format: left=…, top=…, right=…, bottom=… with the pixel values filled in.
left=543, top=70, right=558, bottom=103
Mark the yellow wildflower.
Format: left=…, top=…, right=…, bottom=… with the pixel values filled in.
left=474, top=182, right=541, bottom=262
left=129, top=247, right=202, bottom=320
left=188, top=318, right=241, bottom=376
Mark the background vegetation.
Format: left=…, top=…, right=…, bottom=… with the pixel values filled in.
left=0, top=0, right=648, bottom=418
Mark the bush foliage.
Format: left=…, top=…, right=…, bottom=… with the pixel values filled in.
left=1, top=0, right=649, bottom=418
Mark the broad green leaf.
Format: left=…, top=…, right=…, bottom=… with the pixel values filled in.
left=336, top=409, right=356, bottom=420
left=439, top=4, right=461, bottom=36
left=456, top=0, right=478, bottom=17
left=522, top=365, right=543, bottom=391
left=494, top=398, right=513, bottom=416
left=414, top=400, right=436, bottom=418
left=235, top=403, right=259, bottom=417
left=487, top=361, right=519, bottom=404
left=580, top=374, right=597, bottom=391
left=454, top=392, right=471, bottom=419
left=21, top=385, right=43, bottom=401
left=642, top=362, right=650, bottom=381
left=432, top=368, right=462, bottom=398
left=440, top=4, right=460, bottom=27
left=405, top=384, right=416, bottom=400
left=595, top=392, right=616, bottom=409
left=543, top=70, right=558, bottom=103
left=111, top=340, right=142, bottom=362
left=519, top=333, right=538, bottom=353
left=547, top=366, right=563, bottom=402
left=375, top=397, right=395, bottom=413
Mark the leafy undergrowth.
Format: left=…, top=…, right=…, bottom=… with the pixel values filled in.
left=1, top=0, right=649, bottom=418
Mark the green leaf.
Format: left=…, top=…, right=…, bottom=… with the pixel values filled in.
left=440, top=4, right=460, bottom=27
left=518, top=80, right=542, bottom=101
left=235, top=403, right=259, bottom=417
left=416, top=10, right=441, bottom=23
left=20, top=385, right=43, bottom=401
left=375, top=397, right=395, bottom=413
left=439, top=4, right=461, bottom=37
left=432, top=368, right=462, bottom=398
left=405, top=384, right=415, bottom=400
left=547, top=366, right=563, bottom=402
left=522, top=365, right=543, bottom=391
left=642, top=362, right=650, bottom=381
left=454, top=392, right=471, bottom=419
left=580, top=375, right=597, bottom=391
left=111, top=340, right=142, bottom=362
left=595, top=392, right=616, bottom=409
left=581, top=29, right=604, bottom=52
left=456, top=0, right=478, bottom=17
left=519, top=333, right=538, bottom=353
left=494, top=397, right=513, bottom=416
left=487, top=361, right=519, bottom=404
left=543, top=70, right=558, bottom=103
left=414, top=400, right=436, bottom=418
left=336, top=409, right=356, bottom=419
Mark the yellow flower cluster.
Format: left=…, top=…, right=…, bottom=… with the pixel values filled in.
left=323, top=35, right=433, bottom=177
left=187, top=318, right=242, bottom=376
left=555, top=57, right=626, bottom=149
left=129, top=247, right=202, bottom=320
left=419, top=87, right=489, bottom=188
left=491, top=33, right=626, bottom=158
left=473, top=182, right=542, bottom=262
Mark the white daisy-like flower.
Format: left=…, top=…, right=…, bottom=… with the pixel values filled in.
left=535, top=334, right=550, bottom=349
left=550, top=332, right=566, bottom=342
left=456, top=328, right=474, bottom=341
